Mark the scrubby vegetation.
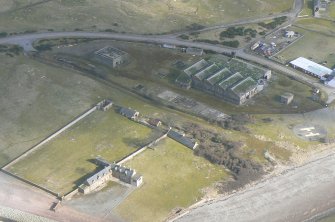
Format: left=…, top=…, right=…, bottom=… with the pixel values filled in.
left=222, top=40, right=240, bottom=48
left=220, top=114, right=255, bottom=132
left=0, top=32, right=8, bottom=37
left=0, top=45, right=23, bottom=56
left=186, top=23, right=206, bottom=31
left=179, top=34, right=190, bottom=40
left=34, top=38, right=93, bottom=51
left=220, top=27, right=257, bottom=39
left=181, top=122, right=263, bottom=189
left=258, top=16, right=287, bottom=29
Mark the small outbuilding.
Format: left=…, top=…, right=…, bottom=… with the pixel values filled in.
left=94, top=46, right=128, bottom=68
left=148, top=118, right=162, bottom=127
left=186, top=47, right=204, bottom=56
left=280, top=92, right=294, bottom=104
left=96, top=99, right=113, bottom=111
left=285, top=31, right=295, bottom=38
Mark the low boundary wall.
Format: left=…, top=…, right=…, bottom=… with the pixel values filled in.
left=0, top=169, right=59, bottom=198
left=2, top=106, right=97, bottom=170
left=117, top=130, right=169, bottom=165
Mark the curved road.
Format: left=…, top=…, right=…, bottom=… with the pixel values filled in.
left=1, top=33, right=334, bottom=102
left=1, top=1, right=335, bottom=221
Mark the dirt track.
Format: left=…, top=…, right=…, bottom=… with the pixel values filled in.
left=175, top=147, right=335, bottom=222
left=0, top=171, right=106, bottom=222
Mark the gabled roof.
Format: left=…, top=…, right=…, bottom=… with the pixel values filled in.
left=205, top=68, right=232, bottom=86
left=193, top=64, right=220, bottom=81
left=230, top=77, right=258, bottom=96
left=290, top=57, right=332, bottom=78
left=86, top=166, right=111, bottom=186
left=217, top=72, right=244, bottom=90
left=132, top=173, right=142, bottom=181
left=95, top=46, right=127, bottom=60
left=184, top=59, right=210, bottom=76
left=148, top=118, right=161, bottom=126
left=95, top=157, right=111, bottom=167
left=168, top=130, right=198, bottom=149
left=119, top=107, right=138, bottom=118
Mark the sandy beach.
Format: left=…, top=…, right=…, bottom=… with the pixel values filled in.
left=175, top=146, right=335, bottom=222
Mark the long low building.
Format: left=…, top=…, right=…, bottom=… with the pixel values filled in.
left=168, top=130, right=198, bottom=150
left=289, top=57, right=333, bottom=79
left=178, top=58, right=271, bottom=105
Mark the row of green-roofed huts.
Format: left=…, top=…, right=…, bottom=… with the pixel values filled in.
left=177, top=59, right=271, bottom=105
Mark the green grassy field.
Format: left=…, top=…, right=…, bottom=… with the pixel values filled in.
left=0, top=54, right=117, bottom=167
left=248, top=114, right=321, bottom=150
left=330, top=3, right=335, bottom=18
left=299, top=0, right=313, bottom=17
left=0, top=0, right=294, bottom=34
left=276, top=25, right=335, bottom=68
left=8, top=110, right=154, bottom=195
left=115, top=138, right=227, bottom=222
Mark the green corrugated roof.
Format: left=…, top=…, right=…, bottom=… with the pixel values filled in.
left=194, top=64, right=220, bottom=81
left=176, top=73, right=192, bottom=83
left=218, top=72, right=244, bottom=90
left=184, top=59, right=210, bottom=76
left=230, top=77, right=258, bottom=96
left=205, top=68, right=232, bottom=85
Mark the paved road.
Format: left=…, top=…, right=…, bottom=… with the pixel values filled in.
left=175, top=146, right=335, bottom=222
left=1, top=29, right=334, bottom=103
left=178, top=0, right=304, bottom=35
left=3, top=0, right=332, bottom=103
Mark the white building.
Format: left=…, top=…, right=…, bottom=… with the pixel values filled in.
left=285, top=31, right=295, bottom=38
left=289, top=57, right=333, bottom=79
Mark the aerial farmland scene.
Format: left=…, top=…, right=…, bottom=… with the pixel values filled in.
left=1, top=0, right=335, bottom=222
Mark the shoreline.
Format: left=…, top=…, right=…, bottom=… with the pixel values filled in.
left=304, top=207, right=335, bottom=222
left=171, top=143, right=335, bottom=222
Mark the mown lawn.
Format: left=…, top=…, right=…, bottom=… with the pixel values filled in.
left=9, top=110, right=154, bottom=195
left=115, top=138, right=227, bottom=222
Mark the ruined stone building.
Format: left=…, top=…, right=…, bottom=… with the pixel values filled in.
left=94, top=46, right=128, bottom=68
left=96, top=99, right=113, bottom=111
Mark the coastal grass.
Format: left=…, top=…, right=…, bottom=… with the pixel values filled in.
left=330, top=3, right=335, bottom=18
left=115, top=138, right=227, bottom=222
left=299, top=0, right=313, bottom=16
left=0, top=0, right=294, bottom=34
left=8, top=110, right=153, bottom=195
left=0, top=54, right=116, bottom=167
left=188, top=23, right=267, bottom=49
left=248, top=114, right=321, bottom=150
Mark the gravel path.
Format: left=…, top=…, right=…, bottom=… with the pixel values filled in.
left=0, top=206, right=55, bottom=222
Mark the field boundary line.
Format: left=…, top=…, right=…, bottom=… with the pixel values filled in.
left=1, top=105, right=97, bottom=170
left=0, top=169, right=59, bottom=198
left=117, top=130, right=169, bottom=165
